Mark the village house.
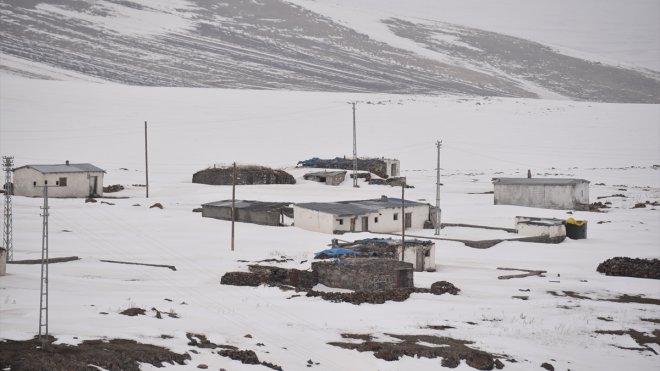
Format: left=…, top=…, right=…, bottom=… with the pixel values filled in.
left=492, top=178, right=590, bottom=210
left=303, top=170, right=347, bottom=186
left=201, top=200, right=293, bottom=226
left=293, top=196, right=431, bottom=234
left=12, top=162, right=105, bottom=198
left=312, top=258, right=414, bottom=291
left=297, top=157, right=400, bottom=178
left=316, top=238, right=436, bottom=272
left=515, top=216, right=566, bottom=243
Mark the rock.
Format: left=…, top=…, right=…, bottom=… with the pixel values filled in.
left=430, top=281, right=460, bottom=295
left=192, top=208, right=203, bottom=212
left=465, top=352, right=494, bottom=370
left=150, top=203, right=164, bottom=209
left=85, top=198, right=97, bottom=203
left=102, top=184, right=124, bottom=193
left=197, top=364, right=208, bottom=369
left=541, top=362, right=554, bottom=371
left=597, top=257, right=660, bottom=279
left=218, top=349, right=260, bottom=364
left=120, top=307, right=146, bottom=316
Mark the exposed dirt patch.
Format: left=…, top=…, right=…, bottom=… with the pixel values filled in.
left=548, top=290, right=660, bottom=305
left=597, top=257, right=660, bottom=279
left=329, top=333, right=505, bottom=370
left=341, top=333, right=373, bottom=341
left=306, top=284, right=459, bottom=305
left=102, top=184, right=124, bottom=193
left=0, top=336, right=190, bottom=371
left=218, top=349, right=283, bottom=370
left=595, top=329, right=660, bottom=354
left=641, top=318, right=660, bottom=324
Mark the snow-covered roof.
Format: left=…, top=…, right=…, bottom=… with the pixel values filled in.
left=492, top=178, right=589, bottom=186
left=14, top=163, right=105, bottom=174
left=295, top=197, right=427, bottom=217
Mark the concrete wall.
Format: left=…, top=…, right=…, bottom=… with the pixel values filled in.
left=312, top=258, right=414, bottom=291
left=14, top=168, right=104, bottom=198
left=202, top=205, right=283, bottom=226
left=0, top=249, right=6, bottom=276
left=397, top=244, right=436, bottom=272
left=495, top=183, right=589, bottom=210
left=332, top=204, right=430, bottom=233
left=293, top=206, right=336, bottom=234
left=515, top=216, right=566, bottom=243
left=383, top=159, right=400, bottom=177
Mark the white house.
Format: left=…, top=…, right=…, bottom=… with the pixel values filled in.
left=13, top=162, right=105, bottom=198
left=293, top=196, right=430, bottom=234
left=493, top=178, right=590, bottom=210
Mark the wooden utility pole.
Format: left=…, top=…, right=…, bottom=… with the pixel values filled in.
left=401, top=179, right=405, bottom=261
left=435, top=140, right=442, bottom=235
left=144, top=121, right=149, bottom=198
left=231, top=162, right=236, bottom=251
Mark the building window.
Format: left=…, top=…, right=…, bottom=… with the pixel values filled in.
left=58, top=177, right=67, bottom=187
left=393, top=213, right=398, bottom=221
left=336, top=219, right=344, bottom=225
left=374, top=217, right=379, bottom=223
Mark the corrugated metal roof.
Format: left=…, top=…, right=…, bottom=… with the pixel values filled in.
left=15, top=163, right=105, bottom=174
left=492, top=178, right=589, bottom=186
left=295, top=197, right=427, bottom=216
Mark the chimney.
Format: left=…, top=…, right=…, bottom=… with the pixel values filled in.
left=66, top=160, right=70, bottom=166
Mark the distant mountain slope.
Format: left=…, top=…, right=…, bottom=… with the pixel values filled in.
left=1, top=0, right=658, bottom=102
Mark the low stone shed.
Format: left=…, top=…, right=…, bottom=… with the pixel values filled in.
left=303, top=170, right=346, bottom=186
left=201, top=200, right=293, bottom=226
left=312, top=258, right=414, bottom=291
left=193, top=165, right=295, bottom=185
left=493, top=178, right=590, bottom=210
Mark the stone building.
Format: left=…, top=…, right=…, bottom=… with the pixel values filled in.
left=193, top=165, right=295, bottom=185
left=297, top=157, right=400, bottom=179
left=493, top=178, right=590, bottom=210
left=303, top=170, right=347, bottom=186
left=312, top=258, right=414, bottom=291
left=201, top=200, right=292, bottom=226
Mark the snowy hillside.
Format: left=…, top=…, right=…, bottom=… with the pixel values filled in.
left=1, top=0, right=659, bottom=102
left=1, top=74, right=659, bottom=370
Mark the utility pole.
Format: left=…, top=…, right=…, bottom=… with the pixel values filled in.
left=2, top=156, right=13, bottom=261
left=352, top=102, right=358, bottom=188
left=144, top=121, right=149, bottom=198
left=401, top=179, right=405, bottom=261
left=34, top=180, right=57, bottom=348
left=231, top=162, right=236, bottom=251
left=435, top=140, right=442, bottom=235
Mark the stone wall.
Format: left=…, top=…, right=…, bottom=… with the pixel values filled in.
left=312, top=258, right=413, bottom=291
left=248, top=265, right=318, bottom=288
left=298, top=158, right=393, bottom=179
left=192, top=166, right=295, bottom=185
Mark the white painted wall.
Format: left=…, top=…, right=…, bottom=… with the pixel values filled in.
left=383, top=159, right=400, bottom=177
left=295, top=204, right=430, bottom=234
left=13, top=167, right=104, bottom=198
left=397, top=244, right=436, bottom=271
left=0, top=249, right=6, bottom=276
left=292, top=206, right=336, bottom=234
left=495, top=183, right=589, bottom=210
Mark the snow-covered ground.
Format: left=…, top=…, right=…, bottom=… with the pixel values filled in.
left=1, top=73, right=659, bottom=370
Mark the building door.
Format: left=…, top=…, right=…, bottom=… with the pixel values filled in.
left=350, top=218, right=356, bottom=232
left=391, top=163, right=398, bottom=176
left=405, top=213, right=412, bottom=228
left=89, top=176, right=98, bottom=196
left=416, top=249, right=424, bottom=272
left=361, top=216, right=369, bottom=231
